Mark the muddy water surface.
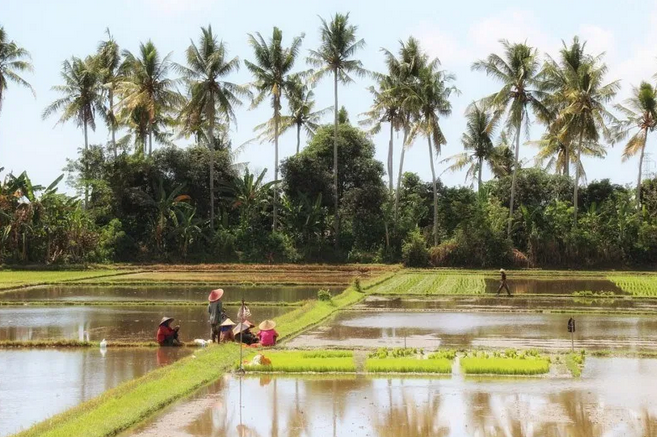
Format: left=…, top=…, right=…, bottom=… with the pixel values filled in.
left=287, top=311, right=657, bottom=350
left=124, top=357, right=657, bottom=437
left=0, top=347, right=191, bottom=437
left=0, top=305, right=290, bottom=342
left=0, top=285, right=331, bottom=303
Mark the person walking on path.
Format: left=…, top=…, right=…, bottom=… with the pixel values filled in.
left=497, top=269, right=512, bottom=297
left=208, top=289, right=224, bottom=343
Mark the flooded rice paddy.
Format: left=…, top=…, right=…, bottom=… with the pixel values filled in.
left=0, top=284, right=330, bottom=303
left=286, top=311, right=657, bottom=350
left=483, top=278, right=623, bottom=295
left=0, top=305, right=290, bottom=342
left=124, top=357, right=657, bottom=437
left=0, top=347, right=191, bottom=437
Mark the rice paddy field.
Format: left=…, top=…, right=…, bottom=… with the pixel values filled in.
left=6, top=265, right=657, bottom=437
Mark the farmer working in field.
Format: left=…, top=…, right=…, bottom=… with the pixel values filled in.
left=497, top=268, right=512, bottom=297
left=257, top=320, right=278, bottom=346
left=208, top=288, right=224, bottom=343
left=157, top=316, right=181, bottom=346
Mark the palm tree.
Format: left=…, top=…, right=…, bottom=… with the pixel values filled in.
left=226, top=168, right=277, bottom=228
left=442, top=103, right=499, bottom=193
left=407, top=62, right=457, bottom=246
left=176, top=25, right=246, bottom=230
left=43, top=56, right=103, bottom=206
left=0, top=26, right=34, bottom=119
left=245, top=27, right=303, bottom=231
left=307, top=12, right=366, bottom=243
left=473, top=40, right=549, bottom=236
left=615, top=81, right=657, bottom=208
left=532, top=129, right=605, bottom=178
left=119, top=40, right=182, bottom=155
left=557, top=56, right=619, bottom=222
left=254, top=75, right=332, bottom=154
left=94, top=29, right=122, bottom=157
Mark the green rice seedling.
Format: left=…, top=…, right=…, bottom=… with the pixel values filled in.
left=608, top=276, right=657, bottom=297
left=243, top=350, right=355, bottom=373
left=317, top=289, right=332, bottom=301
left=366, top=357, right=452, bottom=374
left=565, top=352, right=585, bottom=377
left=591, top=350, right=611, bottom=357
left=428, top=349, right=456, bottom=360
left=461, top=357, right=550, bottom=375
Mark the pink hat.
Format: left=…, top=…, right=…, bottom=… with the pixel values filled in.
left=208, top=289, right=224, bottom=302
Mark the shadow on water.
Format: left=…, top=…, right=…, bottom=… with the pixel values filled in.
left=0, top=347, right=191, bottom=437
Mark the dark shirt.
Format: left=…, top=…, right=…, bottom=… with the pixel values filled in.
left=208, top=300, right=223, bottom=324
left=501, top=272, right=507, bottom=281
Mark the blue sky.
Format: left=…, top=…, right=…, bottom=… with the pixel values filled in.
left=1, top=0, right=656, bottom=195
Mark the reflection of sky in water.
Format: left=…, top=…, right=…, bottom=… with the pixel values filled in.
left=0, top=348, right=190, bottom=437
left=0, top=305, right=290, bottom=342
left=129, top=360, right=657, bottom=437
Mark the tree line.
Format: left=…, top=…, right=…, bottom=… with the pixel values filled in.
left=1, top=15, right=657, bottom=268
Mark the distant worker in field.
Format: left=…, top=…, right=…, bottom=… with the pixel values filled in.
left=208, top=288, right=224, bottom=343
left=258, top=320, right=279, bottom=347
left=157, top=316, right=181, bottom=346
left=497, top=269, right=512, bottom=297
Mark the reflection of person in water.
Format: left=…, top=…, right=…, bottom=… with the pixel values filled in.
left=156, top=347, right=171, bottom=366
left=497, top=269, right=511, bottom=297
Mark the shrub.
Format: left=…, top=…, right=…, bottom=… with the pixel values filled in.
left=401, top=228, right=429, bottom=267
left=317, top=289, right=332, bottom=301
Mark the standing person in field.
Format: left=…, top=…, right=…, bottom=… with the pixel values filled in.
left=497, top=269, right=511, bottom=297
left=257, top=320, right=279, bottom=347
left=208, top=289, right=224, bottom=343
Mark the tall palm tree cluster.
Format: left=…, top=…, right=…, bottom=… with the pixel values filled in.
left=1, top=19, right=655, bottom=249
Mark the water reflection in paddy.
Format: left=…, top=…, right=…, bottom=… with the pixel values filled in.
left=286, top=311, right=657, bottom=350
left=0, top=285, right=331, bottom=303
left=0, top=347, right=191, bottom=437
left=0, top=305, right=290, bottom=342
left=483, top=278, right=624, bottom=295
left=125, top=358, right=657, bottom=437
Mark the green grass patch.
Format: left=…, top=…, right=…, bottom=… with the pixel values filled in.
left=565, top=351, right=586, bottom=377
left=365, top=357, right=452, bottom=373
left=608, top=276, right=657, bottom=297
left=370, top=272, right=485, bottom=295
left=15, top=343, right=240, bottom=437
left=243, top=350, right=355, bottom=373
left=461, top=350, right=550, bottom=375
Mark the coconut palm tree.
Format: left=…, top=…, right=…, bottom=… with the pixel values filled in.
left=615, top=81, right=657, bottom=208
left=442, top=103, right=500, bottom=193
left=245, top=27, right=303, bottom=231
left=557, top=56, right=619, bottom=222
left=254, top=75, right=332, bottom=154
left=119, top=40, right=182, bottom=156
left=94, top=29, right=122, bottom=157
left=307, top=12, right=366, bottom=242
left=176, top=25, right=246, bottom=229
left=43, top=56, right=103, bottom=206
left=407, top=62, right=457, bottom=246
left=473, top=40, right=549, bottom=236
left=532, top=129, right=606, bottom=179
left=0, top=26, right=34, bottom=119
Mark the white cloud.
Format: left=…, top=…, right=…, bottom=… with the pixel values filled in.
left=578, top=25, right=615, bottom=58
left=415, top=22, right=468, bottom=66
left=144, top=0, right=213, bottom=14
left=468, top=9, right=557, bottom=58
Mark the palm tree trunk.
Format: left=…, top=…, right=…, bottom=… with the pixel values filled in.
left=83, top=120, right=89, bottom=208
left=428, top=136, right=438, bottom=246
left=296, top=123, right=301, bottom=155
left=388, top=122, right=394, bottom=194
left=564, top=143, right=570, bottom=178
left=208, top=112, right=215, bottom=230
left=148, top=129, right=153, bottom=156
left=394, top=129, right=408, bottom=222
left=573, top=130, right=584, bottom=225
left=273, top=98, right=280, bottom=232
left=109, top=90, right=117, bottom=158
left=507, top=116, right=523, bottom=237
left=637, top=128, right=648, bottom=209
left=333, top=69, right=340, bottom=247
left=478, top=157, right=483, bottom=194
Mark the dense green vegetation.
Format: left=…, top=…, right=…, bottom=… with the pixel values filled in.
left=4, top=19, right=657, bottom=269
left=608, top=276, right=657, bottom=297
left=370, top=272, right=485, bottom=294
left=460, top=350, right=550, bottom=375
left=243, top=350, right=356, bottom=373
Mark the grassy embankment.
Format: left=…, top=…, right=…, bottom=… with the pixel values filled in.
left=0, top=269, right=130, bottom=291
left=243, top=350, right=355, bottom=372
left=16, top=269, right=395, bottom=437
left=460, top=349, right=550, bottom=375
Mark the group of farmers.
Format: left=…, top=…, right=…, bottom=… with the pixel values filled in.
left=156, top=288, right=279, bottom=348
